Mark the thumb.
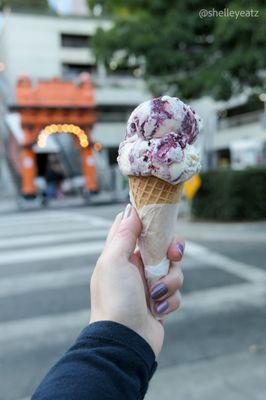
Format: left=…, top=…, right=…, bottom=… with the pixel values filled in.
left=109, top=204, right=142, bottom=259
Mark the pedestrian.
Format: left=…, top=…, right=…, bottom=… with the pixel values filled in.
left=45, top=154, right=65, bottom=199
left=32, top=204, right=184, bottom=400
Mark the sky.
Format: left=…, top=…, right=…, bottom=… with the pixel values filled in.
left=48, top=0, right=71, bottom=14
left=47, top=0, right=89, bottom=15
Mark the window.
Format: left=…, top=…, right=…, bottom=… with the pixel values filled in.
left=108, top=65, right=134, bottom=77
left=62, top=63, right=96, bottom=78
left=97, top=105, right=134, bottom=123
left=61, top=33, right=90, bottom=48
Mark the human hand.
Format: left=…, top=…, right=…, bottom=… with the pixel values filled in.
left=90, top=204, right=184, bottom=357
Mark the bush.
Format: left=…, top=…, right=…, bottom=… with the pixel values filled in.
left=192, top=168, right=266, bottom=221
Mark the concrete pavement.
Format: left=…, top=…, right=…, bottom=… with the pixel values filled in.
left=0, top=202, right=265, bottom=399
left=147, top=351, right=266, bottom=400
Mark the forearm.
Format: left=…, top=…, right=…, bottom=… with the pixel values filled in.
left=32, top=321, right=157, bottom=400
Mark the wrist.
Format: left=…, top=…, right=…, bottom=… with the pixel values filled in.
left=87, top=320, right=158, bottom=361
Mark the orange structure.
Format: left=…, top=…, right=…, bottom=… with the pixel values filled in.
left=9, top=73, right=97, bottom=197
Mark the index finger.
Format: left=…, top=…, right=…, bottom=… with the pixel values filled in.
left=103, top=212, right=123, bottom=251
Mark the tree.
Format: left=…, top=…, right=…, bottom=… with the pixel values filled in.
left=88, top=0, right=266, bottom=100
left=0, top=0, right=49, bottom=12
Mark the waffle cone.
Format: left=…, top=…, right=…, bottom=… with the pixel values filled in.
left=129, top=175, right=182, bottom=209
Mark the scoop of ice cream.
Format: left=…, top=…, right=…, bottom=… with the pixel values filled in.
left=118, top=95, right=202, bottom=184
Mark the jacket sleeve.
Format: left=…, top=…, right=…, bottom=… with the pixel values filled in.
left=32, top=321, right=157, bottom=400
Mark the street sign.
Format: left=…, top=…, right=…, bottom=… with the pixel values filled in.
left=183, top=173, right=201, bottom=200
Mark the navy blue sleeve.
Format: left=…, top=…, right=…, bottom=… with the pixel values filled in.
left=32, top=321, right=157, bottom=400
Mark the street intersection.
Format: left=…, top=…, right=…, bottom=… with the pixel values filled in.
left=0, top=203, right=265, bottom=400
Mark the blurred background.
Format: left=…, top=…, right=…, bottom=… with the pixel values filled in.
left=0, top=1, right=265, bottom=399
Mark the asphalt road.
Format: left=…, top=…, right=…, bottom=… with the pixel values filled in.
left=0, top=201, right=266, bottom=400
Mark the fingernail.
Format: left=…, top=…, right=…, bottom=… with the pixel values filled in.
left=151, top=283, right=168, bottom=300
left=177, top=242, right=185, bottom=257
left=123, top=203, right=132, bottom=219
left=156, top=300, right=169, bottom=314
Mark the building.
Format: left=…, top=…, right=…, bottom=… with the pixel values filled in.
left=192, top=95, right=266, bottom=171
left=0, top=10, right=150, bottom=195
left=213, top=99, right=266, bottom=169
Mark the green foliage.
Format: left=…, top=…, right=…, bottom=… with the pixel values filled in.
left=192, top=168, right=266, bottom=221
left=88, top=0, right=266, bottom=100
left=0, top=0, right=49, bottom=12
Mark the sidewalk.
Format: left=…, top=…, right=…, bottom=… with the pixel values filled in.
left=147, top=350, right=266, bottom=400
left=0, top=198, right=17, bottom=214
left=0, top=190, right=128, bottom=214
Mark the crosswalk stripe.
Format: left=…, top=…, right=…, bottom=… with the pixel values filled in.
left=0, top=210, right=77, bottom=223
left=0, top=308, right=89, bottom=342
left=0, top=214, right=73, bottom=228
left=1, top=235, right=264, bottom=281
left=0, top=257, right=195, bottom=298
left=0, top=211, right=111, bottom=231
left=0, top=217, right=77, bottom=230
left=186, top=241, right=266, bottom=283
left=0, top=240, right=105, bottom=266
left=0, top=266, right=93, bottom=297
left=0, top=228, right=108, bottom=249
left=184, top=231, right=266, bottom=243
left=0, top=222, right=107, bottom=239
left=168, top=281, right=266, bottom=324
left=1, top=281, right=265, bottom=344
left=65, top=213, right=112, bottom=227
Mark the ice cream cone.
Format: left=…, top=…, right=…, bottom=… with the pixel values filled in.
left=129, top=175, right=182, bottom=209
left=129, top=175, right=183, bottom=288
left=118, top=96, right=202, bottom=315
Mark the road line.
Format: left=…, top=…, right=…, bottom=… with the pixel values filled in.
left=0, top=221, right=107, bottom=239
left=0, top=214, right=73, bottom=228
left=0, top=309, right=89, bottom=342
left=1, top=282, right=266, bottom=344
left=0, top=212, right=111, bottom=232
left=0, top=210, right=81, bottom=224
left=0, top=228, right=108, bottom=249
left=184, top=231, right=266, bottom=243
left=0, top=254, right=214, bottom=297
left=0, top=266, right=93, bottom=297
left=186, top=241, right=266, bottom=283
left=0, top=257, right=195, bottom=298
left=180, top=282, right=266, bottom=316
left=0, top=240, right=105, bottom=266
left=65, top=213, right=112, bottom=227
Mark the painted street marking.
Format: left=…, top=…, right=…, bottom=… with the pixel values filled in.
left=0, top=228, right=108, bottom=249
left=0, top=240, right=105, bottom=266
left=1, top=282, right=266, bottom=344
left=0, top=266, right=93, bottom=297
left=186, top=241, right=266, bottom=283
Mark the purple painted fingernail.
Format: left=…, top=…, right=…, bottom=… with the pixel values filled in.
left=177, top=242, right=185, bottom=257
left=151, top=283, right=168, bottom=300
left=156, top=300, right=169, bottom=314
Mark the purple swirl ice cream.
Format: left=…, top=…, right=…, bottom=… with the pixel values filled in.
left=118, top=95, right=202, bottom=184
